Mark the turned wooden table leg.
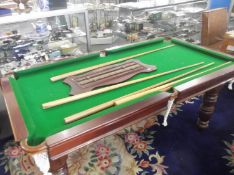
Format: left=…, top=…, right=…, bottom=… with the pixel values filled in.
left=197, top=86, right=223, bottom=128
left=49, top=155, right=68, bottom=175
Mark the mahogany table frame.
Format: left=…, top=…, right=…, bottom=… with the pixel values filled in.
left=1, top=63, right=234, bottom=174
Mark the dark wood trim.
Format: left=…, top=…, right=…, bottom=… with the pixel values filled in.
left=197, top=85, right=223, bottom=128
left=174, top=65, right=234, bottom=102
left=49, top=155, right=68, bottom=174
left=46, top=92, right=171, bottom=160
left=0, top=77, right=28, bottom=141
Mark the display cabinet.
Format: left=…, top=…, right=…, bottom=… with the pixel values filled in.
left=0, top=0, right=208, bottom=76
left=69, top=0, right=122, bottom=51
left=115, top=0, right=207, bottom=43
left=0, top=6, right=91, bottom=76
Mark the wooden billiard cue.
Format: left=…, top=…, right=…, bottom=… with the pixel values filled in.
left=115, top=62, right=214, bottom=98
left=50, top=44, right=175, bottom=82
left=64, top=62, right=216, bottom=123
left=43, top=62, right=204, bottom=109
left=64, top=85, right=172, bottom=124
left=115, top=61, right=232, bottom=105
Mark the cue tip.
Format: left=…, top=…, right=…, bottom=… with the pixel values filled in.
left=42, top=103, right=51, bottom=109
left=50, top=76, right=59, bottom=82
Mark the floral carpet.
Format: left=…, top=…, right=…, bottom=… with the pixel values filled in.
left=0, top=86, right=234, bottom=175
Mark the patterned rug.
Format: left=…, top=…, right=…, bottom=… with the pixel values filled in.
left=0, top=86, right=234, bottom=175
left=223, top=134, right=234, bottom=174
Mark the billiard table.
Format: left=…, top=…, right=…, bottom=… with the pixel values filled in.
left=1, top=38, right=234, bottom=174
